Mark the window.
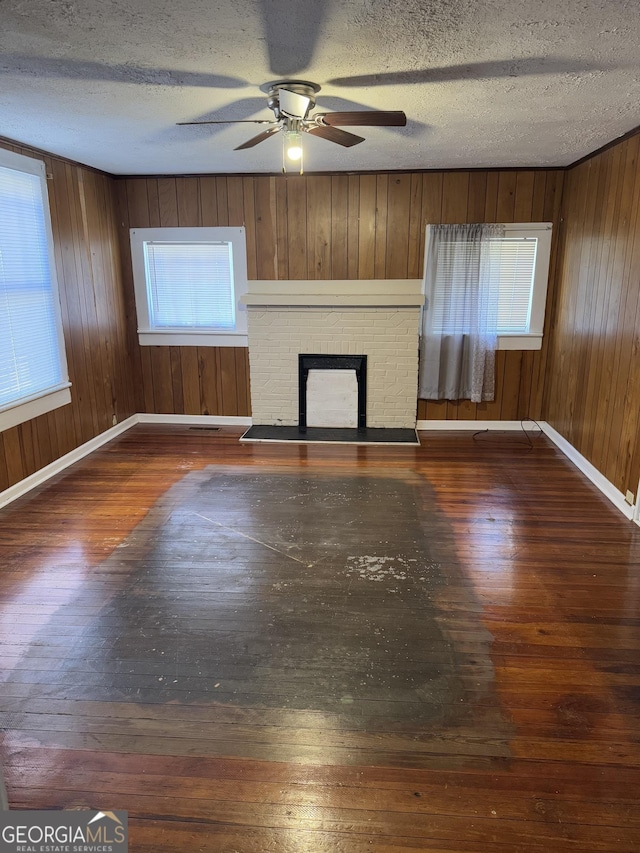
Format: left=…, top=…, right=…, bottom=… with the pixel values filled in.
left=0, top=148, right=70, bottom=433
left=130, top=227, right=249, bottom=346
left=425, top=222, right=553, bottom=350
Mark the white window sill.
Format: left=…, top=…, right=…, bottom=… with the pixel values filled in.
left=138, top=331, right=248, bottom=347
left=497, top=334, right=542, bottom=351
left=0, top=385, right=72, bottom=432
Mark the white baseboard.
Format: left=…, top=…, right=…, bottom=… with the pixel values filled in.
left=539, top=422, right=635, bottom=521
left=417, top=419, right=529, bottom=431
left=137, top=413, right=252, bottom=427
left=417, top=418, right=636, bottom=523
left=0, top=415, right=139, bottom=511
left=1, top=414, right=636, bottom=525
left=0, top=413, right=253, bottom=511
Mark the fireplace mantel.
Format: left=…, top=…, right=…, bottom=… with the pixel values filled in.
left=241, top=280, right=423, bottom=307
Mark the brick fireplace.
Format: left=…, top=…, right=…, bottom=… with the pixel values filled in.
left=242, top=281, right=423, bottom=430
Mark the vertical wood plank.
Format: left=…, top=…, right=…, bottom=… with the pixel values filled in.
left=499, top=351, right=523, bottom=419
left=407, top=173, right=424, bottom=279
left=347, top=176, right=360, bottom=280
left=147, top=179, right=161, bottom=227
left=170, top=347, right=185, bottom=414
left=179, top=347, right=200, bottom=414
left=242, top=178, right=258, bottom=280
left=139, top=347, right=156, bottom=413
left=330, top=175, right=349, bottom=280
left=234, top=348, right=251, bottom=416
left=358, top=176, right=377, bottom=279
left=0, top=433, right=9, bottom=492
left=441, top=173, right=469, bottom=223
left=514, top=171, right=535, bottom=221
left=200, top=177, right=219, bottom=226
left=422, top=173, right=444, bottom=225
left=467, top=172, right=488, bottom=222
left=226, top=176, right=245, bottom=226
left=157, top=178, right=179, bottom=226
left=496, top=172, right=517, bottom=221
left=176, top=177, right=200, bottom=226
left=215, top=177, right=229, bottom=226
left=306, top=175, right=332, bottom=280
left=385, top=174, right=411, bottom=279
left=198, top=347, right=221, bottom=415
left=2, top=428, right=25, bottom=485
left=17, top=423, right=36, bottom=477
left=286, top=177, right=307, bottom=279
left=275, top=176, right=289, bottom=280
left=483, top=172, right=499, bottom=222
left=374, top=175, right=388, bottom=278
left=531, top=172, right=548, bottom=221
left=149, top=348, right=174, bottom=413
left=254, top=177, right=277, bottom=279
left=218, top=349, right=239, bottom=415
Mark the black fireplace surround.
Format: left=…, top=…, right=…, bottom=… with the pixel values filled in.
left=298, top=354, right=367, bottom=433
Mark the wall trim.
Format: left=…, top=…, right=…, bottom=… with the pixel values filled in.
left=1, top=414, right=635, bottom=523
left=0, top=414, right=253, bottom=511
left=539, top=422, right=634, bottom=521
left=417, top=420, right=528, bottom=430
left=0, top=415, right=138, bottom=511
left=417, top=419, right=635, bottom=522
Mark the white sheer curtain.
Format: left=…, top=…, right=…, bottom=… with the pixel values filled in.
left=419, top=223, right=505, bottom=403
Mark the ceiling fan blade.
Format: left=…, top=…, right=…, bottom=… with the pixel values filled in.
left=305, top=125, right=364, bottom=148
left=317, top=111, right=406, bottom=127
left=279, top=87, right=311, bottom=119
left=235, top=126, right=282, bottom=150
left=178, top=119, right=274, bottom=125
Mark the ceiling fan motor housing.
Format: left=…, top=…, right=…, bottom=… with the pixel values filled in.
left=261, top=79, right=321, bottom=120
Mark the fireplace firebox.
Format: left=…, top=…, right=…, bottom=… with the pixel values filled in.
left=298, top=354, right=367, bottom=433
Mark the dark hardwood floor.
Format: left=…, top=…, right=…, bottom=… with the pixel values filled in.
left=1, top=425, right=639, bottom=852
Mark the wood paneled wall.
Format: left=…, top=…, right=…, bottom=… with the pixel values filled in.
left=0, top=140, right=136, bottom=492
left=116, top=170, right=564, bottom=421
left=3, top=129, right=639, bottom=500
left=543, top=132, right=640, bottom=496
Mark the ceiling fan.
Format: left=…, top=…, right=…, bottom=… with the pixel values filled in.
left=177, top=79, right=407, bottom=172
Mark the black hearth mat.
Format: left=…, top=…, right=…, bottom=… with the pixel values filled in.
left=240, top=425, right=420, bottom=445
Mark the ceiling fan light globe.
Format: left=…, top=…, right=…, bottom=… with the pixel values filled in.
left=287, top=145, right=302, bottom=161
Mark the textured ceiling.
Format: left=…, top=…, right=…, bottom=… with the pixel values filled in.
left=0, top=0, right=639, bottom=175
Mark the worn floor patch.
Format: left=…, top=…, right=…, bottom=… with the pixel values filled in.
left=12, top=467, right=510, bottom=739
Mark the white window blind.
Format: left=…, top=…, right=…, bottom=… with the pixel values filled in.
left=494, top=238, right=538, bottom=333
left=432, top=236, right=538, bottom=335
left=0, top=160, right=68, bottom=414
left=144, top=241, right=236, bottom=331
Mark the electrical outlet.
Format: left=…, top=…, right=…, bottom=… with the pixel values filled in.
left=625, top=489, right=634, bottom=505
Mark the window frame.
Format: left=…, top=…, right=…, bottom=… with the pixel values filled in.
left=423, top=222, right=553, bottom=350
left=0, top=147, right=71, bottom=433
left=130, top=226, right=249, bottom=347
